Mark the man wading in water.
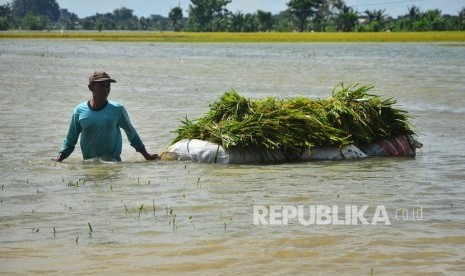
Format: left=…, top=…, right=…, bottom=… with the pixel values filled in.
left=53, top=70, right=158, bottom=162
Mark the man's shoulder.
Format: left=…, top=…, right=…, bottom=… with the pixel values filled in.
left=74, top=101, right=89, bottom=112
left=108, top=101, right=127, bottom=112
left=108, top=101, right=124, bottom=107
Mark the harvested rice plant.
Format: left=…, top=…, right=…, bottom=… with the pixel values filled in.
left=173, top=83, right=416, bottom=151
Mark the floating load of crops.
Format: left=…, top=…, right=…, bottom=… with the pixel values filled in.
left=172, top=83, right=416, bottom=153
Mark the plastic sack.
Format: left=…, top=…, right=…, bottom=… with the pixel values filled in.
left=159, top=136, right=421, bottom=164
left=160, top=139, right=367, bottom=164
left=361, top=136, right=421, bottom=157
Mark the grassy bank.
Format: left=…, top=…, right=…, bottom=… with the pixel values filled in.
left=1, top=30, right=465, bottom=42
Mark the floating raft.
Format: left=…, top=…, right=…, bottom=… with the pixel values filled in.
left=160, top=83, right=422, bottom=164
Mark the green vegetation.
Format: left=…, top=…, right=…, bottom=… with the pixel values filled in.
left=0, top=0, right=464, bottom=32
left=1, top=30, right=464, bottom=42
left=172, top=83, right=415, bottom=152
left=138, top=204, right=144, bottom=221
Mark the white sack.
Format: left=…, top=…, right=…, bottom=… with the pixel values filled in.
left=160, top=139, right=230, bottom=163
left=160, top=139, right=367, bottom=164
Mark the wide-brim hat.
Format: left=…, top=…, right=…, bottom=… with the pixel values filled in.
left=89, top=70, right=117, bottom=84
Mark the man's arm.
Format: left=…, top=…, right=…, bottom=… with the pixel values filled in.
left=119, top=106, right=158, bottom=161
left=52, top=111, right=81, bottom=162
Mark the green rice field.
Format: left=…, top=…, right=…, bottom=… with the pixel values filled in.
left=1, top=30, right=464, bottom=42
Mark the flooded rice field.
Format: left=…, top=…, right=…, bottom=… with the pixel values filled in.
left=0, top=40, right=465, bottom=275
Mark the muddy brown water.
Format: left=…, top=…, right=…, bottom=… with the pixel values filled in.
left=1, top=40, right=464, bottom=274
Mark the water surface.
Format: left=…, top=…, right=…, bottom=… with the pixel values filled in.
left=1, top=40, right=464, bottom=275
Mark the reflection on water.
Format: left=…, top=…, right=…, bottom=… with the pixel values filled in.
left=1, top=40, right=465, bottom=274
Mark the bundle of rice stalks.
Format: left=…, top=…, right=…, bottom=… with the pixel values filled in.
left=172, top=83, right=415, bottom=151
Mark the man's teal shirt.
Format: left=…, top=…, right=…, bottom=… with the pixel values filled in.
left=60, top=101, right=144, bottom=161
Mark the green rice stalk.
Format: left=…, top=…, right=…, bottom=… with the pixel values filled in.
left=172, top=83, right=416, bottom=150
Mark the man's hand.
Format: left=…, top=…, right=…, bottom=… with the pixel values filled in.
left=143, top=153, right=159, bottom=161
left=52, top=153, right=64, bottom=162
left=139, top=147, right=159, bottom=161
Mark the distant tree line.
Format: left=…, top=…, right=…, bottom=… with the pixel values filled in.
left=1, top=0, right=464, bottom=32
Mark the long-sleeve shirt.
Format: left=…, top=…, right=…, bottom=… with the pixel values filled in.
left=60, top=101, right=144, bottom=161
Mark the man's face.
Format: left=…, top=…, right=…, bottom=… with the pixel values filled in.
left=90, top=81, right=111, bottom=100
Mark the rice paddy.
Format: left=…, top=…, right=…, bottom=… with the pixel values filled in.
left=1, top=30, right=464, bottom=42
left=2, top=38, right=465, bottom=275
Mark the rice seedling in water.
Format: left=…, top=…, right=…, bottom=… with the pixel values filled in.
left=167, top=207, right=178, bottom=231
left=189, top=216, right=195, bottom=230
left=171, top=214, right=177, bottom=231
left=138, top=204, right=144, bottom=221
left=88, top=222, right=93, bottom=237
left=67, top=180, right=78, bottom=187
left=152, top=199, right=156, bottom=216
left=172, top=82, right=415, bottom=155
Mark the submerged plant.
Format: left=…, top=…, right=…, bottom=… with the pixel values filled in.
left=138, top=204, right=144, bottom=221
left=172, top=83, right=415, bottom=150
left=88, top=222, right=93, bottom=237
